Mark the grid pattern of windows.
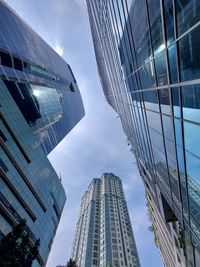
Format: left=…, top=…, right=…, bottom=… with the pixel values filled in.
left=0, top=2, right=84, bottom=266
left=87, top=0, right=200, bottom=266
left=71, top=173, right=140, bottom=267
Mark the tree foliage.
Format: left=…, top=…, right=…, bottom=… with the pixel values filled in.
left=67, top=258, right=78, bottom=267
left=0, top=219, right=40, bottom=267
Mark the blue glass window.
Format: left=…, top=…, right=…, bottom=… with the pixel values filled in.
left=182, top=84, right=200, bottom=123
left=168, top=45, right=178, bottom=83
left=179, top=26, right=200, bottom=81
left=176, top=0, right=200, bottom=36
left=172, top=87, right=180, bottom=117
left=155, top=51, right=167, bottom=85
left=159, top=88, right=171, bottom=115
left=143, top=90, right=159, bottom=111
left=163, top=0, right=175, bottom=44
left=129, top=0, right=151, bottom=66
left=147, top=0, right=163, bottom=55
left=138, top=60, right=156, bottom=89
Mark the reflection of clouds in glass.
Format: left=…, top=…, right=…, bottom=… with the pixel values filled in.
left=183, top=107, right=200, bottom=124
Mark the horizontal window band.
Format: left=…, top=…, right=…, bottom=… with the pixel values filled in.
left=0, top=112, right=31, bottom=164
left=0, top=138, right=47, bottom=212
left=0, top=167, right=36, bottom=221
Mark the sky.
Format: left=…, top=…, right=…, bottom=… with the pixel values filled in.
left=4, top=1, right=162, bottom=267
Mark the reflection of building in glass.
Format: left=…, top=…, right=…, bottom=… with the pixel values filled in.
left=0, top=2, right=84, bottom=266
left=86, top=0, right=200, bottom=266
left=71, top=173, right=140, bottom=267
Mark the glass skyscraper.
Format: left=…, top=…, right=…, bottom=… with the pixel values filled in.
left=86, top=0, right=200, bottom=266
left=71, top=173, right=140, bottom=267
left=0, top=1, right=84, bottom=266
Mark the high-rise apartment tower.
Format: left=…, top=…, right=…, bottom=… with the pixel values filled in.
left=86, top=0, right=200, bottom=266
left=71, top=173, right=140, bottom=267
left=0, top=1, right=84, bottom=266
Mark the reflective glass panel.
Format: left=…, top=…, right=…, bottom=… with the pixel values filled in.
left=155, top=51, right=167, bottom=85
left=143, top=90, right=159, bottom=111
left=159, top=88, right=171, bottom=115
left=182, top=84, right=200, bottom=123
left=138, top=60, right=156, bottom=89
left=176, top=0, right=200, bottom=36
left=172, top=87, right=180, bottom=117
left=179, top=26, right=200, bottom=81
left=163, top=0, right=174, bottom=44
left=168, top=44, right=178, bottom=83
left=147, top=0, right=163, bottom=54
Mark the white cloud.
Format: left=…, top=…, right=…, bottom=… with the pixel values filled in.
left=54, top=44, right=64, bottom=57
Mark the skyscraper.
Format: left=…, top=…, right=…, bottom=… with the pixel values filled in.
left=86, top=0, right=200, bottom=266
left=0, top=1, right=84, bottom=266
left=71, top=173, right=140, bottom=267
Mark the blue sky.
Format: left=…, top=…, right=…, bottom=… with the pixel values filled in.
left=5, top=1, right=162, bottom=266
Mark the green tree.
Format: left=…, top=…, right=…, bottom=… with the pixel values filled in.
left=0, top=219, right=40, bottom=267
left=67, top=258, right=78, bottom=267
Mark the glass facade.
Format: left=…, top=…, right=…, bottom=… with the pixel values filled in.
left=71, top=173, right=140, bottom=267
left=0, top=1, right=84, bottom=266
left=87, top=0, right=200, bottom=266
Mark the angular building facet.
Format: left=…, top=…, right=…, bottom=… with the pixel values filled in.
left=86, top=0, right=200, bottom=266
left=0, top=1, right=84, bottom=266
left=71, top=173, right=140, bottom=267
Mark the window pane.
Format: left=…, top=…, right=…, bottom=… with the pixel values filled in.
left=176, top=0, right=200, bottom=36
left=139, top=60, right=156, bottom=89
left=179, top=26, right=200, bottom=81
left=159, top=88, right=171, bottom=115
left=168, top=45, right=178, bottom=83
left=182, top=84, right=200, bottom=123
left=155, top=51, right=167, bottom=85
left=129, top=0, right=151, bottom=66
left=172, top=87, right=180, bottom=117
left=147, top=0, right=163, bottom=54
left=143, top=90, right=159, bottom=111
left=163, top=0, right=175, bottom=44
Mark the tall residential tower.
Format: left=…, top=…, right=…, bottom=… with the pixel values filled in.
left=0, top=1, right=84, bottom=266
left=87, top=0, right=200, bottom=266
left=71, top=173, right=140, bottom=267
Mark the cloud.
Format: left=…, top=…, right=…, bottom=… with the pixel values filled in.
left=54, top=44, right=64, bottom=57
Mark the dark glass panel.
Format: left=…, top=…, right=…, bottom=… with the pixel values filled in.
left=179, top=26, right=200, bottom=81
left=0, top=51, right=12, bottom=68
left=3, top=80, right=41, bottom=124
left=13, top=57, right=23, bottom=71
left=147, top=0, right=163, bottom=54
left=163, top=0, right=175, bottom=44
left=182, top=84, right=200, bottom=123
left=172, top=87, right=180, bottom=117
left=159, top=88, right=171, bottom=115
left=168, top=44, right=178, bottom=83
left=176, top=0, right=200, bottom=36
left=142, top=90, right=159, bottom=111
left=138, top=60, right=156, bottom=89
left=155, top=51, right=167, bottom=85
left=129, top=0, right=151, bottom=66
